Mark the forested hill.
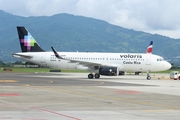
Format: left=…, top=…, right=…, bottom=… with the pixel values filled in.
left=0, top=10, right=179, bottom=64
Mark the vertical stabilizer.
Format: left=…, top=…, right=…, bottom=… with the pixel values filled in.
left=17, top=26, right=44, bottom=52
left=146, top=41, right=153, bottom=54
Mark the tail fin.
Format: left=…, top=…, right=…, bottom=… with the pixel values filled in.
left=146, top=41, right=153, bottom=54
left=17, top=26, right=44, bottom=52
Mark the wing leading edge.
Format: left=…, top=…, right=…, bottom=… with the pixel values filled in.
left=51, top=47, right=120, bottom=68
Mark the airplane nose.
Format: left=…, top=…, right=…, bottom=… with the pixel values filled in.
left=166, top=62, right=172, bottom=70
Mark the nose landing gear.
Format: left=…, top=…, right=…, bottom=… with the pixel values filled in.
left=147, top=70, right=151, bottom=80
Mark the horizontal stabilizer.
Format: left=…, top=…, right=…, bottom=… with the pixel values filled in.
left=12, top=53, right=32, bottom=59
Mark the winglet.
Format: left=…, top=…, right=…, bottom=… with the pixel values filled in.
left=51, top=47, right=63, bottom=59
left=146, top=41, right=153, bottom=54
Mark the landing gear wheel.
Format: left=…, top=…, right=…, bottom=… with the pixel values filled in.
left=88, top=74, right=94, bottom=79
left=95, top=74, right=100, bottom=79
left=147, top=76, right=151, bottom=80
left=146, top=70, right=151, bottom=80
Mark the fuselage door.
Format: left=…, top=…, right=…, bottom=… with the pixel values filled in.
left=146, top=54, right=151, bottom=65
left=41, top=54, right=46, bottom=64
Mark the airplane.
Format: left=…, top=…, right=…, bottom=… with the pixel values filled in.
left=13, top=26, right=171, bottom=80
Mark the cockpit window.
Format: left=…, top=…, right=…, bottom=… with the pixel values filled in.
left=157, top=58, right=164, bottom=61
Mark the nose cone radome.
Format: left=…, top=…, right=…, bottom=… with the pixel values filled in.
left=165, top=62, right=172, bottom=70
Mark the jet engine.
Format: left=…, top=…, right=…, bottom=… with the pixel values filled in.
left=99, top=67, right=117, bottom=76
left=99, top=67, right=125, bottom=76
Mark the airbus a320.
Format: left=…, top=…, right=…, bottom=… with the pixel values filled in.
left=13, top=26, right=171, bottom=80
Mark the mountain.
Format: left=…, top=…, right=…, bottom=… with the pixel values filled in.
left=0, top=10, right=180, bottom=64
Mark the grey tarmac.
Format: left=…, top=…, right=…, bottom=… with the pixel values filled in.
left=0, top=72, right=179, bottom=120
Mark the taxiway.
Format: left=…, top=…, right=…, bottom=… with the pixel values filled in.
left=0, top=72, right=179, bottom=120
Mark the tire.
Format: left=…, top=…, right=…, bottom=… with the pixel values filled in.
left=95, top=74, right=100, bottom=79
left=88, top=74, right=94, bottom=79
left=147, top=76, right=151, bottom=80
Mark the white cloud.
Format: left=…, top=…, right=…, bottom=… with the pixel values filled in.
left=0, top=0, right=180, bottom=38
left=147, top=29, right=180, bottom=39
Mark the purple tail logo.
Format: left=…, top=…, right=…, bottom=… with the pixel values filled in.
left=21, top=32, right=36, bottom=50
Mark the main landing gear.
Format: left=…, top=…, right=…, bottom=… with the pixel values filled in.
left=147, top=70, right=151, bottom=80
left=88, top=73, right=100, bottom=79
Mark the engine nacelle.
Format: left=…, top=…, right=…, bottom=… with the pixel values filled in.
left=99, top=67, right=117, bottom=76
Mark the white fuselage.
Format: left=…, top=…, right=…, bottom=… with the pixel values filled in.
left=13, top=52, right=171, bottom=72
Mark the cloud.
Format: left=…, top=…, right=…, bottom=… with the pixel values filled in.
left=0, top=0, right=180, bottom=38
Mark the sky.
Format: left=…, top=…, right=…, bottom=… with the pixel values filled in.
left=0, top=0, right=180, bottom=39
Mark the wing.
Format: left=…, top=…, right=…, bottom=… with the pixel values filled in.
left=51, top=47, right=118, bottom=68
